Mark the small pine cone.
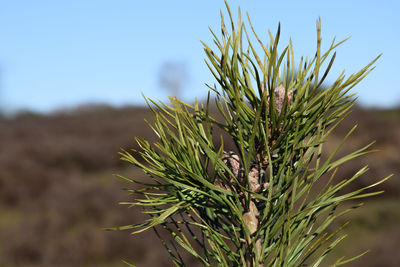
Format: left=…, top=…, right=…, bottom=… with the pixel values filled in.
left=260, top=83, right=294, bottom=115
left=244, top=200, right=261, bottom=266
left=243, top=201, right=259, bottom=235
left=222, top=151, right=241, bottom=180
left=248, top=166, right=262, bottom=193
left=274, top=84, right=293, bottom=115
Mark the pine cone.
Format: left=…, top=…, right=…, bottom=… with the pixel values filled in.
left=222, top=151, right=241, bottom=181
left=260, top=83, right=294, bottom=115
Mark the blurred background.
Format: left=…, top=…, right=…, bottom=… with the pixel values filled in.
left=0, top=1, right=398, bottom=266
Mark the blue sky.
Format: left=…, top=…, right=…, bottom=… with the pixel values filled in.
left=0, top=0, right=398, bottom=112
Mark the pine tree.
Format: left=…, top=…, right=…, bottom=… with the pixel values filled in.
left=112, top=2, right=390, bottom=266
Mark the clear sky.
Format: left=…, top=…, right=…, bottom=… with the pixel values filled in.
left=0, top=0, right=398, bottom=113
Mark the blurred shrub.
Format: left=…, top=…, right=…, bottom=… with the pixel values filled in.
left=0, top=104, right=398, bottom=266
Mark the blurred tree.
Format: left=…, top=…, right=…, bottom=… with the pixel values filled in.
left=158, top=61, right=189, bottom=98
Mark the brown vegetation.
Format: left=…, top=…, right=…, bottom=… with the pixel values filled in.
left=0, top=104, right=398, bottom=266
